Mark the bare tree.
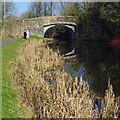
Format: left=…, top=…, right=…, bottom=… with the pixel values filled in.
left=50, top=1, right=53, bottom=16
left=20, top=2, right=62, bottom=19
left=20, top=12, right=29, bottom=19
left=43, top=2, right=47, bottom=16
left=60, top=2, right=74, bottom=16
left=0, top=1, right=16, bottom=36
left=26, top=2, right=43, bottom=18
left=0, top=1, right=15, bottom=20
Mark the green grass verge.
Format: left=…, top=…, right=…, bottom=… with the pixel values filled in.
left=0, top=37, right=16, bottom=41
left=1, top=35, right=43, bottom=41
left=2, top=38, right=27, bottom=118
left=20, top=35, right=43, bottom=40
left=29, top=35, right=43, bottom=39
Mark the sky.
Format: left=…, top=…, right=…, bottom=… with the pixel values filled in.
left=14, top=2, right=30, bottom=17
left=14, top=2, right=61, bottom=17
left=12, top=0, right=120, bottom=17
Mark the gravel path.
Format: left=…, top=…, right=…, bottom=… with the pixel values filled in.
left=0, top=39, right=16, bottom=48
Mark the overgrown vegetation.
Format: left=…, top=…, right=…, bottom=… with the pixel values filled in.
left=2, top=36, right=52, bottom=118
left=11, top=40, right=120, bottom=118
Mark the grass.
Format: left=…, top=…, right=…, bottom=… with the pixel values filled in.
left=1, top=36, right=44, bottom=118
left=0, top=36, right=16, bottom=41
left=1, top=35, right=43, bottom=41
left=2, top=38, right=27, bottom=118
left=29, top=35, right=43, bottom=39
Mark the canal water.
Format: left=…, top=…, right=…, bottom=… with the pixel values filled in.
left=48, top=38, right=120, bottom=97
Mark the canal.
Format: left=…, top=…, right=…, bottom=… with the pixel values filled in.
left=48, top=37, right=120, bottom=97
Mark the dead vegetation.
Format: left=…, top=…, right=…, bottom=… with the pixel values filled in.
left=11, top=39, right=120, bottom=118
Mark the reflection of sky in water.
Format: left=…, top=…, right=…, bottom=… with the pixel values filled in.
left=77, top=63, right=92, bottom=91
left=64, top=64, right=76, bottom=76
left=63, top=63, right=93, bottom=91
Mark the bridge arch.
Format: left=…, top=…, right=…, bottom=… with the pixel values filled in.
left=43, top=22, right=76, bottom=38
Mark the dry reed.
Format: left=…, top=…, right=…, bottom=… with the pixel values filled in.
left=11, top=39, right=120, bottom=118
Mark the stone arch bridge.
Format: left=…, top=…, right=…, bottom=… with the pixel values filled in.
left=4, top=16, right=77, bottom=38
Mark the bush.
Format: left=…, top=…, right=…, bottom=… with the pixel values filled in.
left=111, top=36, right=120, bottom=50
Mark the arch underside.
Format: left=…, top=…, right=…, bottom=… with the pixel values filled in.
left=43, top=23, right=76, bottom=38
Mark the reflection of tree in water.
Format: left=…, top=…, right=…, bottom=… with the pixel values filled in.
left=77, top=40, right=120, bottom=97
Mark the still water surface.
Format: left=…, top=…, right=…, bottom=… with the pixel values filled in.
left=49, top=38, right=120, bottom=97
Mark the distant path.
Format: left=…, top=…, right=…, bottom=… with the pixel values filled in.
left=1, top=39, right=16, bottom=47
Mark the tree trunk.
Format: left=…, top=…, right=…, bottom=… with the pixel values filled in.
left=44, top=2, right=47, bottom=16
left=50, top=1, right=52, bottom=16
left=60, top=2, right=65, bottom=12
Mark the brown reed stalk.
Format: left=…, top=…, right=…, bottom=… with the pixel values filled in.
left=11, top=39, right=119, bottom=118
left=100, top=78, right=119, bottom=119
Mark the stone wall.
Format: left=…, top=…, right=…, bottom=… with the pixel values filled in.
left=4, top=20, right=22, bottom=38
left=4, top=16, right=77, bottom=37
left=21, top=17, right=44, bottom=37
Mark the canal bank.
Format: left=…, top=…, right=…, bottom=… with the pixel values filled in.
left=11, top=39, right=120, bottom=118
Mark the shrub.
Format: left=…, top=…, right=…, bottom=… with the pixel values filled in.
left=111, top=36, right=120, bottom=50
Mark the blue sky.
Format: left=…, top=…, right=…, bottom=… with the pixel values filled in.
left=14, top=2, right=30, bottom=16
left=14, top=2, right=61, bottom=17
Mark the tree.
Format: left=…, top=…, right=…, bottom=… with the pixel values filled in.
left=59, top=2, right=86, bottom=17
left=0, top=1, right=15, bottom=20
left=99, top=2, right=120, bottom=35
left=21, top=2, right=61, bottom=19
left=69, top=2, right=83, bottom=17
left=20, top=12, right=29, bottom=19
left=43, top=2, right=55, bottom=16
left=27, top=2, right=42, bottom=18
left=50, top=1, right=53, bottom=16
left=43, top=2, right=47, bottom=16
left=60, top=2, right=74, bottom=16
left=0, top=1, right=16, bottom=37
left=25, top=2, right=53, bottom=18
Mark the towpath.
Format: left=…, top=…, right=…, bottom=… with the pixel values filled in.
left=0, top=39, right=16, bottom=48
